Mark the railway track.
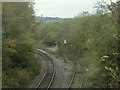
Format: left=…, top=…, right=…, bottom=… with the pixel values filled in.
left=35, top=49, right=56, bottom=89
left=68, top=61, right=83, bottom=89
left=67, top=63, right=76, bottom=89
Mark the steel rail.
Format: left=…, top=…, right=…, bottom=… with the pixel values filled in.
left=79, top=75, right=83, bottom=88
left=67, top=62, right=83, bottom=89
left=35, top=49, right=56, bottom=89
left=67, top=67, right=76, bottom=89
left=67, top=63, right=76, bottom=89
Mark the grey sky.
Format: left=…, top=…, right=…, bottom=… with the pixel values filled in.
left=33, top=0, right=117, bottom=18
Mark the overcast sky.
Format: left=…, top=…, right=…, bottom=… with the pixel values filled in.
left=33, top=0, right=117, bottom=18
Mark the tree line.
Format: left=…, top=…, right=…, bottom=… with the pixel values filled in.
left=2, top=2, right=43, bottom=87
left=37, top=1, right=119, bottom=88
left=2, top=1, right=119, bottom=88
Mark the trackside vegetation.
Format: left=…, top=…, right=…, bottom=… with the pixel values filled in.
left=2, top=2, right=44, bottom=88
left=2, top=1, right=119, bottom=88
left=35, top=1, right=119, bottom=88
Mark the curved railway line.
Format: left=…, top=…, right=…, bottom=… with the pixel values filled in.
left=34, top=49, right=83, bottom=89
left=35, top=49, right=56, bottom=89
left=67, top=61, right=83, bottom=89
left=67, top=63, right=76, bottom=89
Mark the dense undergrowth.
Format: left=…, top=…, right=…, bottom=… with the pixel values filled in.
left=36, top=1, right=119, bottom=88
left=2, top=1, right=119, bottom=88
left=2, top=2, right=43, bottom=88
left=56, top=12, right=119, bottom=88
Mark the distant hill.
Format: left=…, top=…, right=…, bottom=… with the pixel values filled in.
left=35, top=16, right=72, bottom=23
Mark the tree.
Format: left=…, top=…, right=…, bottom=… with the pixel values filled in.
left=2, top=2, right=40, bottom=88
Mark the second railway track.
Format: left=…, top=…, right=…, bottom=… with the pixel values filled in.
left=36, top=49, right=56, bottom=89
left=68, top=61, right=83, bottom=89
